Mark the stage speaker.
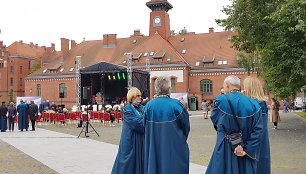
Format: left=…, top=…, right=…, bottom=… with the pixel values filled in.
left=83, top=86, right=91, bottom=100
left=59, top=92, right=65, bottom=98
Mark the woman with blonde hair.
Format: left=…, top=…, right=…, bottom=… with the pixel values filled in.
left=243, top=76, right=271, bottom=174
left=112, top=87, right=144, bottom=174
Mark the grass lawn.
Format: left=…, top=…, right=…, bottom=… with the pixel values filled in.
left=295, top=111, right=306, bottom=119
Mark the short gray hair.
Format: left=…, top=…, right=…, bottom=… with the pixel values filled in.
left=224, top=75, right=241, bottom=87
left=154, top=76, right=171, bottom=95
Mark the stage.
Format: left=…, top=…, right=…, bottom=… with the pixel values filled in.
left=80, top=62, right=150, bottom=106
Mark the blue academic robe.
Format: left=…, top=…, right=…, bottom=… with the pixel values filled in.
left=17, top=103, right=29, bottom=130
left=257, top=101, right=271, bottom=174
left=112, top=104, right=144, bottom=174
left=206, top=92, right=263, bottom=174
left=144, top=96, right=190, bottom=174
left=0, top=105, right=8, bottom=131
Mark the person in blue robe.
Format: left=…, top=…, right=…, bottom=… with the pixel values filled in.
left=144, top=76, right=190, bottom=174
left=243, top=76, right=271, bottom=174
left=17, top=100, right=29, bottom=131
left=206, top=75, right=263, bottom=174
left=0, top=102, right=8, bottom=132
left=112, top=87, right=144, bottom=174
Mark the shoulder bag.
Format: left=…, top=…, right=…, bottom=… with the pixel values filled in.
left=225, top=95, right=244, bottom=150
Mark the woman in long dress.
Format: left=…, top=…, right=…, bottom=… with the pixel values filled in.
left=243, top=76, right=271, bottom=174
left=112, top=87, right=144, bottom=174
left=271, top=98, right=280, bottom=129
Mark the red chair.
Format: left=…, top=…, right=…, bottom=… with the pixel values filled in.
left=35, top=115, right=43, bottom=127
left=91, top=112, right=99, bottom=122
left=115, top=112, right=123, bottom=123
left=103, top=112, right=111, bottom=126
left=58, top=113, right=66, bottom=125
left=98, top=112, right=104, bottom=123
left=70, top=112, right=78, bottom=124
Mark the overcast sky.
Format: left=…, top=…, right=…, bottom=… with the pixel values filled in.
left=0, top=0, right=231, bottom=50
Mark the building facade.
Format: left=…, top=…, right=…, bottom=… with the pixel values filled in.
left=25, top=0, right=254, bottom=109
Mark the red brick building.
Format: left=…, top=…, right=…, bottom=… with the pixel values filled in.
left=25, top=0, right=253, bottom=109
left=0, top=39, right=63, bottom=103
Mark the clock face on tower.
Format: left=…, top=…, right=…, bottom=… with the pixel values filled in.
left=154, top=16, right=162, bottom=27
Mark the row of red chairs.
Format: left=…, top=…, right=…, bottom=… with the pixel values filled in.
left=40, top=111, right=123, bottom=126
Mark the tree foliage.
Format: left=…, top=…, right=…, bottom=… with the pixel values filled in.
left=217, top=0, right=306, bottom=98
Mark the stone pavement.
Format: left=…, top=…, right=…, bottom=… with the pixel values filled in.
left=0, top=128, right=205, bottom=174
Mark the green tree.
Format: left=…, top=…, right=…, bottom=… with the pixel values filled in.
left=237, top=51, right=261, bottom=75
left=178, top=27, right=188, bottom=35
left=217, top=0, right=306, bottom=98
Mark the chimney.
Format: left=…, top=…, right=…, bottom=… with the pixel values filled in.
left=61, top=38, right=70, bottom=58
left=134, top=29, right=142, bottom=36
left=0, top=41, right=3, bottom=47
left=51, top=43, right=55, bottom=51
left=103, top=34, right=117, bottom=48
left=71, top=40, right=77, bottom=50
left=209, top=27, right=214, bottom=33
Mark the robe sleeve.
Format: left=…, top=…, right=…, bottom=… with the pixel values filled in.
left=210, top=98, right=222, bottom=131
left=124, top=110, right=144, bottom=133
left=244, top=109, right=263, bottom=160
left=177, top=108, right=190, bottom=139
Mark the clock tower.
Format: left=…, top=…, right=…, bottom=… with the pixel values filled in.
left=146, top=0, right=173, bottom=40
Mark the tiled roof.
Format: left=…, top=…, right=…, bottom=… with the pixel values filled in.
left=168, top=31, right=237, bottom=68
left=29, top=30, right=237, bottom=77
left=112, top=33, right=188, bottom=66
left=31, top=35, right=148, bottom=76
left=7, top=41, right=46, bottom=58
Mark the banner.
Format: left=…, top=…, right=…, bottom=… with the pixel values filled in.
left=16, top=96, right=42, bottom=106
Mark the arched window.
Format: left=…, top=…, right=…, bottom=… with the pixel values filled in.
left=200, top=79, right=213, bottom=94
left=59, top=83, right=67, bottom=98
left=37, top=84, right=41, bottom=96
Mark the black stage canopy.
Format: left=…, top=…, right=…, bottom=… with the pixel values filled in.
left=80, top=62, right=150, bottom=105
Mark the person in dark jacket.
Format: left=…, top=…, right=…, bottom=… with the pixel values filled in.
left=8, top=102, right=17, bottom=131
left=0, top=102, right=8, bottom=132
left=29, top=101, right=38, bottom=131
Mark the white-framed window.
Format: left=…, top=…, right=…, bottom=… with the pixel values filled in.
left=200, top=79, right=213, bottom=94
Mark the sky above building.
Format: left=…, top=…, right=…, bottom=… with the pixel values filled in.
left=0, top=0, right=231, bottom=50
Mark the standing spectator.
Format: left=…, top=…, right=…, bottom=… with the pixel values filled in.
left=202, top=100, right=209, bottom=119
left=50, top=102, right=57, bottom=112
left=8, top=102, right=17, bottom=132
left=17, top=100, right=29, bottom=131
left=29, top=101, right=38, bottom=131
left=112, top=87, right=144, bottom=174
left=144, top=76, right=190, bottom=174
left=106, top=107, right=115, bottom=126
left=271, top=98, right=280, bottom=129
left=44, top=100, right=50, bottom=110
left=141, top=97, right=150, bottom=106
left=206, top=75, right=263, bottom=174
left=243, top=76, right=271, bottom=174
left=283, top=100, right=288, bottom=113
left=0, top=102, right=8, bottom=132
left=179, top=96, right=188, bottom=109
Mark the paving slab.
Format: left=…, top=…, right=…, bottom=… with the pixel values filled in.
left=0, top=129, right=206, bottom=174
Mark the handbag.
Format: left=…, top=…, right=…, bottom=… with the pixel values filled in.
left=225, top=95, right=244, bottom=150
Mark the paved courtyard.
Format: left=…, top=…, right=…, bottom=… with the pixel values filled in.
left=0, top=111, right=305, bottom=174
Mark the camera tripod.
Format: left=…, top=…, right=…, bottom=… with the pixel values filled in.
left=77, top=106, right=100, bottom=138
